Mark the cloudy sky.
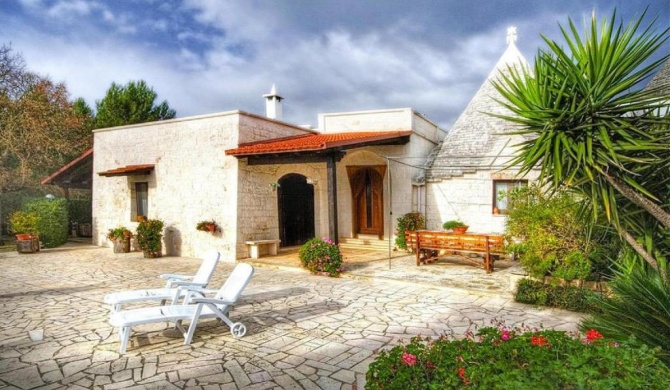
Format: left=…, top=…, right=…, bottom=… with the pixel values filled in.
left=1, top=0, right=668, bottom=129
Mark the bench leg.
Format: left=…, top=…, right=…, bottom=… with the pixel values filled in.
left=485, top=254, right=492, bottom=274
left=268, top=243, right=278, bottom=256
left=249, top=245, right=260, bottom=259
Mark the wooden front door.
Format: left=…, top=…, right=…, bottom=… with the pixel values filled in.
left=347, top=166, right=386, bottom=239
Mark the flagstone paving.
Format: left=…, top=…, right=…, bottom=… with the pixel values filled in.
left=0, top=243, right=584, bottom=389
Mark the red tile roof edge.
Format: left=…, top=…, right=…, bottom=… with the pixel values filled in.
left=226, top=130, right=412, bottom=156
left=98, top=164, right=155, bottom=177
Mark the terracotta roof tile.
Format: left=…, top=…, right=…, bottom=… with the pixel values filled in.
left=225, top=131, right=412, bottom=156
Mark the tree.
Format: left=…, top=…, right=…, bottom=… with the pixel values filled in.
left=94, top=80, right=176, bottom=129
left=0, top=44, right=90, bottom=194
left=493, top=10, right=670, bottom=269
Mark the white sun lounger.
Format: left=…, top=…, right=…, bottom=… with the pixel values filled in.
left=104, top=251, right=221, bottom=312
left=109, top=262, right=254, bottom=354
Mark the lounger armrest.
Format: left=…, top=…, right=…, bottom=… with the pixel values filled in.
left=191, top=297, right=235, bottom=306
left=170, top=281, right=207, bottom=288
left=160, top=273, right=193, bottom=281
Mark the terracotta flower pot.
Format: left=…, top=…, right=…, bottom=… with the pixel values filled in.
left=206, top=223, right=216, bottom=232
left=15, top=233, right=32, bottom=241
left=452, top=226, right=469, bottom=234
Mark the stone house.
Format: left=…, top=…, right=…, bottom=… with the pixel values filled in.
left=45, top=27, right=556, bottom=260
left=90, top=87, right=445, bottom=262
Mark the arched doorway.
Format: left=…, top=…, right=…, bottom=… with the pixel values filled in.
left=277, top=173, right=315, bottom=247
left=347, top=166, right=386, bottom=239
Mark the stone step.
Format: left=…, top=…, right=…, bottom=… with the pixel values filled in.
left=338, top=237, right=392, bottom=251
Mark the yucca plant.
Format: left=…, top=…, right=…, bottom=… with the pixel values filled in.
left=582, top=249, right=670, bottom=363
left=493, top=9, right=670, bottom=362
left=492, top=9, right=670, bottom=270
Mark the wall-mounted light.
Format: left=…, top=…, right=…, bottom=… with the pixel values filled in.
left=306, top=178, right=317, bottom=185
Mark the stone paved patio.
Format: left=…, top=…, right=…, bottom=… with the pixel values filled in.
left=0, top=243, right=584, bottom=389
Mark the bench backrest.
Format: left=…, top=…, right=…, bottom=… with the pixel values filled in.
left=406, top=230, right=504, bottom=253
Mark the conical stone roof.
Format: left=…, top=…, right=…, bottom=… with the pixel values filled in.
left=645, top=58, right=670, bottom=94
left=426, top=29, right=530, bottom=181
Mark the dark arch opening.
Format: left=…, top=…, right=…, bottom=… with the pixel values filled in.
left=277, top=173, right=315, bottom=247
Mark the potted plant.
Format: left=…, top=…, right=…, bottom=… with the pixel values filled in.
left=8, top=211, right=40, bottom=253
left=196, top=220, right=217, bottom=233
left=443, top=219, right=469, bottom=234
left=136, top=219, right=164, bottom=258
left=107, top=226, right=132, bottom=253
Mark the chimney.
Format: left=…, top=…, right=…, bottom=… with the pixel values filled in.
left=263, top=83, right=283, bottom=120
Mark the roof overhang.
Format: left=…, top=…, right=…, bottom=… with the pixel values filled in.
left=41, top=148, right=94, bottom=189
left=98, top=164, right=155, bottom=177
left=225, top=130, right=412, bottom=165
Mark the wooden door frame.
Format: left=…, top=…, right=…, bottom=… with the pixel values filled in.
left=346, top=165, right=386, bottom=239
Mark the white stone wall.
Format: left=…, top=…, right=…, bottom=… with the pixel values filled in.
left=238, top=112, right=314, bottom=144
left=318, top=108, right=414, bottom=132
left=92, top=111, right=313, bottom=263
left=425, top=169, right=540, bottom=234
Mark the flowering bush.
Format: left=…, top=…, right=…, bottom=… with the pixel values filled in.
left=366, top=323, right=670, bottom=389
left=395, top=212, right=425, bottom=250
left=299, top=237, right=343, bottom=277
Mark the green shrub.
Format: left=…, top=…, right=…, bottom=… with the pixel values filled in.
left=1, top=189, right=49, bottom=235
left=582, top=250, right=670, bottom=364
left=505, top=184, right=612, bottom=281
left=366, top=325, right=670, bottom=389
left=395, top=212, right=425, bottom=250
left=24, top=198, right=68, bottom=248
left=299, top=237, right=343, bottom=277
left=137, top=219, right=164, bottom=256
left=8, top=211, right=39, bottom=235
left=515, top=279, right=601, bottom=313
left=67, top=198, right=92, bottom=224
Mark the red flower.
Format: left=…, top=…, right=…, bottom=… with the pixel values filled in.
left=402, top=352, right=417, bottom=366
left=458, top=367, right=470, bottom=385
left=586, top=329, right=603, bottom=342
left=531, top=335, right=549, bottom=347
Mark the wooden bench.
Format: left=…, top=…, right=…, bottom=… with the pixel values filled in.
left=405, top=230, right=504, bottom=273
left=245, top=239, right=281, bottom=259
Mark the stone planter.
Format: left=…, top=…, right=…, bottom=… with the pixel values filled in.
left=113, top=238, right=131, bottom=253
left=16, top=235, right=40, bottom=254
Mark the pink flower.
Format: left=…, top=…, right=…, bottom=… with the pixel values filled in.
left=500, top=329, right=511, bottom=341
left=402, top=352, right=417, bottom=366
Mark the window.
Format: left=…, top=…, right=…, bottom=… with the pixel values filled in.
left=412, top=184, right=425, bottom=213
left=493, top=180, right=527, bottom=214
left=134, top=182, right=148, bottom=219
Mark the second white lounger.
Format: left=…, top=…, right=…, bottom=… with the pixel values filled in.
left=109, top=262, right=254, bottom=354
left=104, top=251, right=220, bottom=311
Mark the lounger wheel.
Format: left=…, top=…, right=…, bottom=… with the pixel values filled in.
left=231, top=322, right=246, bottom=338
